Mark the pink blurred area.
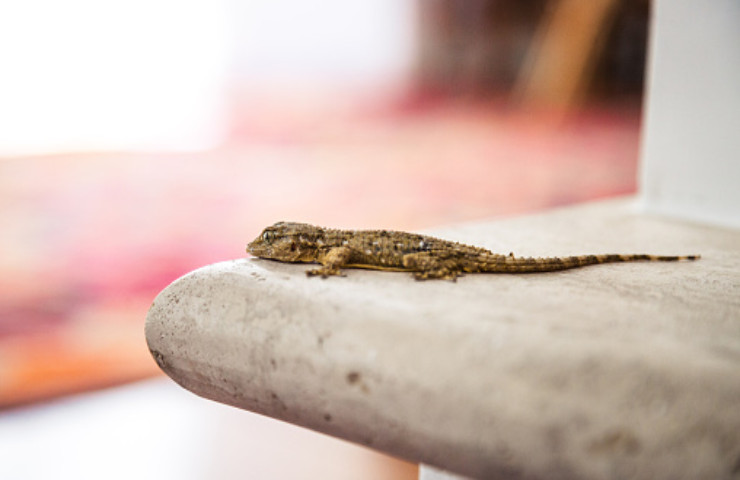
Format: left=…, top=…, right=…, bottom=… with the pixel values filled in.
left=0, top=0, right=646, bottom=478
left=0, top=99, right=640, bottom=403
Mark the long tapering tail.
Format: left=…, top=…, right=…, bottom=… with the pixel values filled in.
left=482, top=253, right=700, bottom=273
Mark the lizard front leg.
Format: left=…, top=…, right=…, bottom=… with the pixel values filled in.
left=402, top=252, right=463, bottom=281
left=307, top=246, right=352, bottom=278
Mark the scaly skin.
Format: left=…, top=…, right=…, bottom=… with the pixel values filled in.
left=246, top=222, right=700, bottom=281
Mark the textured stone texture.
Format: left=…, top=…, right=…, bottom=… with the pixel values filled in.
left=146, top=198, right=740, bottom=480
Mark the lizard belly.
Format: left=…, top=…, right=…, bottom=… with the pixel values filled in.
left=344, top=263, right=409, bottom=272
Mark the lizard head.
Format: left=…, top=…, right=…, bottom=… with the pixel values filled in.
left=247, top=222, right=323, bottom=262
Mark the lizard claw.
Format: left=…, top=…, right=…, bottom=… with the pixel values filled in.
left=307, top=267, right=345, bottom=278
left=413, top=269, right=461, bottom=281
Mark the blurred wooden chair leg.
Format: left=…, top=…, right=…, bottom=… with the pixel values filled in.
left=515, top=0, right=620, bottom=112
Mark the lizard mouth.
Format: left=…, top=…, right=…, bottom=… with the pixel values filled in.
left=246, top=241, right=264, bottom=256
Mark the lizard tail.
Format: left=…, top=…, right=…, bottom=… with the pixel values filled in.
left=482, top=253, right=700, bottom=273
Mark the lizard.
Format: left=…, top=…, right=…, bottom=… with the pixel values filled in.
left=246, top=221, right=700, bottom=281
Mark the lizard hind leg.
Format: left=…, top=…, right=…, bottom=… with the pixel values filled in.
left=403, top=252, right=462, bottom=281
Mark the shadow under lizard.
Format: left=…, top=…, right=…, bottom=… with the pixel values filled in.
left=247, top=222, right=699, bottom=281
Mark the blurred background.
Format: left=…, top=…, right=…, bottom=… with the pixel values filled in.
left=1, top=0, right=648, bottom=478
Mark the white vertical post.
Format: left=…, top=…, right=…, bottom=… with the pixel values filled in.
left=640, top=0, right=740, bottom=228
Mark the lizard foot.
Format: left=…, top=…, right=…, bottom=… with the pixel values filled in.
left=412, top=269, right=462, bottom=281
left=306, top=267, right=345, bottom=278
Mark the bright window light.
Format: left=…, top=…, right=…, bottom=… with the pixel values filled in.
left=0, top=0, right=230, bottom=155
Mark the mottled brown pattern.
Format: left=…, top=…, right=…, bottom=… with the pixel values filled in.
left=247, top=222, right=700, bottom=281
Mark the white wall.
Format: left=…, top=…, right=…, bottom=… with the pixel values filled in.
left=0, top=0, right=416, bottom=155
left=230, top=0, right=416, bottom=89
left=0, top=0, right=231, bottom=155
left=640, top=0, right=740, bottom=228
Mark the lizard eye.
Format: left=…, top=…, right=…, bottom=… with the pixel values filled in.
left=262, top=230, right=275, bottom=243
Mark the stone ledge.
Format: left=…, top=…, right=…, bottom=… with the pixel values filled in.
left=146, top=198, right=740, bottom=480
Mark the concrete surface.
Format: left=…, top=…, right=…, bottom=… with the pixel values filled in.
left=146, top=198, right=740, bottom=480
